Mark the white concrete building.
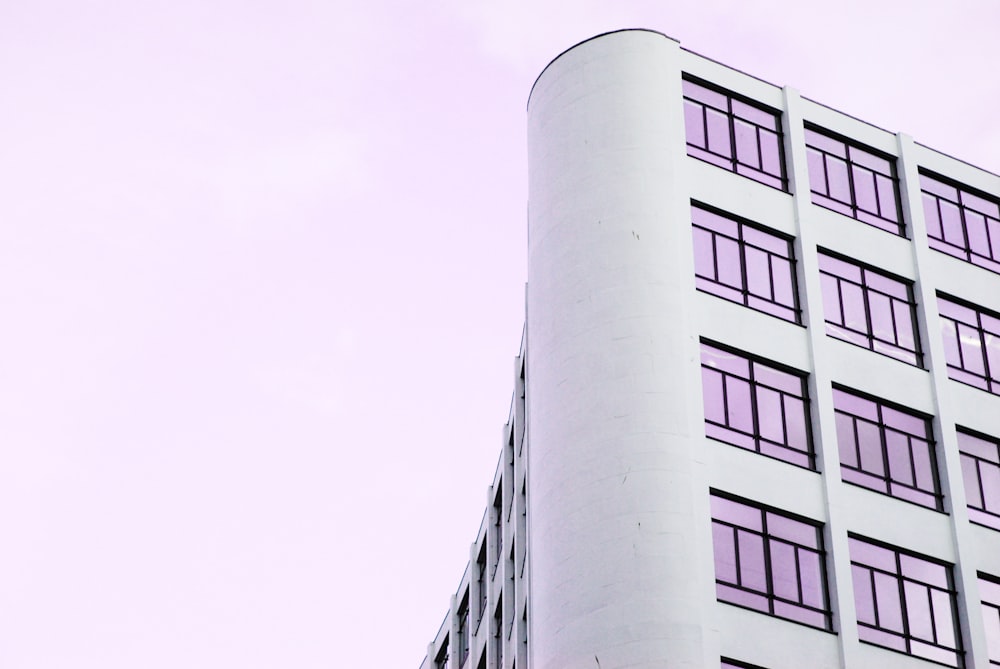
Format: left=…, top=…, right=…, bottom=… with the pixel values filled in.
left=420, top=29, right=1000, bottom=669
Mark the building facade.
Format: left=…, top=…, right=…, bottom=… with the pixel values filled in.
left=420, top=29, right=1000, bottom=669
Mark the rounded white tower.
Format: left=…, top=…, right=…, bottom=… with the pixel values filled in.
left=526, top=30, right=715, bottom=668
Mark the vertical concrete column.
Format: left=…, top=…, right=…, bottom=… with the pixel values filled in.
left=897, top=133, right=990, bottom=669
left=526, top=30, right=711, bottom=669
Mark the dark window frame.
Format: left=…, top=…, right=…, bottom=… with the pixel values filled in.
left=937, top=294, right=1000, bottom=396
left=457, top=593, right=470, bottom=668
left=700, top=340, right=815, bottom=470
left=475, top=544, right=488, bottom=631
left=691, top=202, right=802, bottom=324
left=709, top=490, right=833, bottom=631
left=849, top=534, right=964, bottom=667
left=721, top=660, right=769, bottom=669
left=682, top=75, right=788, bottom=191
left=818, top=250, right=923, bottom=367
left=805, top=125, right=904, bottom=235
left=921, top=170, right=1000, bottom=275
left=492, top=486, right=503, bottom=576
left=435, top=635, right=449, bottom=669
left=832, top=385, right=942, bottom=511
left=979, top=572, right=1000, bottom=666
left=957, top=428, right=1000, bottom=531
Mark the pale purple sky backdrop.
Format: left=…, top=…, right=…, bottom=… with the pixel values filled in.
left=0, top=2, right=998, bottom=667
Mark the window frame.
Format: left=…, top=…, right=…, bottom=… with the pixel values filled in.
left=957, top=428, right=1000, bottom=531
left=682, top=75, right=788, bottom=191
left=457, top=593, right=470, bottom=668
left=979, top=573, right=1000, bottom=666
left=832, top=385, right=942, bottom=510
left=920, top=170, right=1000, bottom=274
left=804, top=125, right=904, bottom=235
left=700, top=340, right=815, bottom=469
left=709, top=490, right=832, bottom=630
left=849, top=534, right=963, bottom=667
left=937, top=294, right=1000, bottom=395
left=818, top=250, right=923, bottom=367
left=691, top=202, right=801, bottom=324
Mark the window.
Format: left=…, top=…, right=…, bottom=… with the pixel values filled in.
left=435, top=637, right=449, bottom=669
left=938, top=295, right=1000, bottom=395
left=805, top=127, right=902, bottom=234
left=721, top=661, right=768, bottom=669
left=691, top=205, right=800, bottom=322
left=818, top=252, right=921, bottom=366
left=709, top=492, right=831, bottom=629
left=457, top=595, right=469, bottom=667
left=849, top=536, right=962, bottom=667
left=476, top=544, right=488, bottom=629
left=700, top=342, right=813, bottom=468
left=958, top=429, right=1000, bottom=530
left=493, top=486, right=503, bottom=575
left=682, top=78, right=787, bottom=190
left=921, top=172, right=1000, bottom=274
left=493, top=598, right=503, bottom=668
left=832, top=387, right=940, bottom=509
left=981, top=574, right=1000, bottom=666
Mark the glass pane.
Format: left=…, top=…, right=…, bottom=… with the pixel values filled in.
left=732, top=99, right=777, bottom=129
left=924, top=194, right=943, bottom=239
left=769, top=540, right=799, bottom=601
left=692, top=206, right=738, bottom=236
left=692, top=227, right=717, bottom=279
left=706, top=108, right=732, bottom=158
left=744, top=246, right=772, bottom=300
left=881, top=407, right=926, bottom=438
left=710, top=495, right=762, bottom=531
left=783, top=396, right=809, bottom=453
left=724, top=377, right=754, bottom=433
left=911, top=440, right=936, bottom=491
left=853, top=565, right=876, bottom=624
left=836, top=412, right=859, bottom=467
left=940, top=201, right=965, bottom=247
left=849, top=537, right=896, bottom=572
left=853, top=165, right=878, bottom=213
left=937, top=297, right=976, bottom=323
left=868, top=291, right=894, bottom=342
left=958, top=323, right=986, bottom=374
left=832, top=389, right=878, bottom=421
left=805, top=129, right=846, bottom=157
left=798, top=550, right=825, bottom=609
left=961, top=454, right=984, bottom=508
left=983, top=601, right=1000, bottom=663
left=900, top=554, right=948, bottom=588
left=874, top=571, right=904, bottom=632
left=885, top=431, right=915, bottom=487
left=966, top=211, right=990, bottom=257
left=755, top=386, right=784, bottom=444
left=820, top=273, right=843, bottom=324
left=684, top=100, right=706, bottom=148
left=734, top=119, right=761, bottom=169
left=760, top=131, right=782, bottom=179
left=865, top=272, right=909, bottom=300
left=931, top=588, right=956, bottom=648
left=701, top=367, right=726, bottom=424
left=737, top=531, right=767, bottom=592
left=715, top=236, right=743, bottom=289
left=766, top=514, right=817, bottom=547
left=840, top=282, right=868, bottom=334
left=712, top=522, right=737, bottom=582
left=964, top=191, right=1000, bottom=218
left=891, top=300, right=916, bottom=351
left=683, top=80, right=726, bottom=108
left=981, top=462, right=1000, bottom=513
left=920, top=174, right=957, bottom=200
left=851, top=148, right=891, bottom=174
left=826, top=156, right=851, bottom=204
left=875, top=174, right=899, bottom=223
left=904, top=580, right=933, bottom=640
left=701, top=344, right=749, bottom=378
left=857, top=421, right=885, bottom=476
left=940, top=318, right=963, bottom=368
left=770, top=257, right=795, bottom=307
left=807, top=147, right=827, bottom=195
left=958, top=431, right=1000, bottom=463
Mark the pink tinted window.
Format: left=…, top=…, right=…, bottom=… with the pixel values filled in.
left=818, top=251, right=922, bottom=366
left=958, top=430, right=1000, bottom=531
left=938, top=295, right=1000, bottom=395
left=701, top=342, right=813, bottom=469
left=980, top=575, right=1000, bottom=665
left=850, top=536, right=962, bottom=667
left=833, top=387, right=940, bottom=510
left=682, top=78, right=787, bottom=190
left=710, top=493, right=830, bottom=630
left=805, top=127, right=902, bottom=234
left=691, top=205, right=799, bottom=323
left=921, top=171, right=1000, bottom=275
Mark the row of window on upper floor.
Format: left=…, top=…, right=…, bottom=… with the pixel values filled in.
left=692, top=202, right=1000, bottom=394
left=710, top=489, right=1000, bottom=668
left=701, top=337, right=1000, bottom=529
left=683, top=78, right=1000, bottom=276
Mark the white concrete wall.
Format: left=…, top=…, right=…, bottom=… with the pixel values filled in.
left=526, top=30, right=716, bottom=669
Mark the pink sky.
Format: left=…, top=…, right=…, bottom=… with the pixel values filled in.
left=0, top=1, right=998, bottom=667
